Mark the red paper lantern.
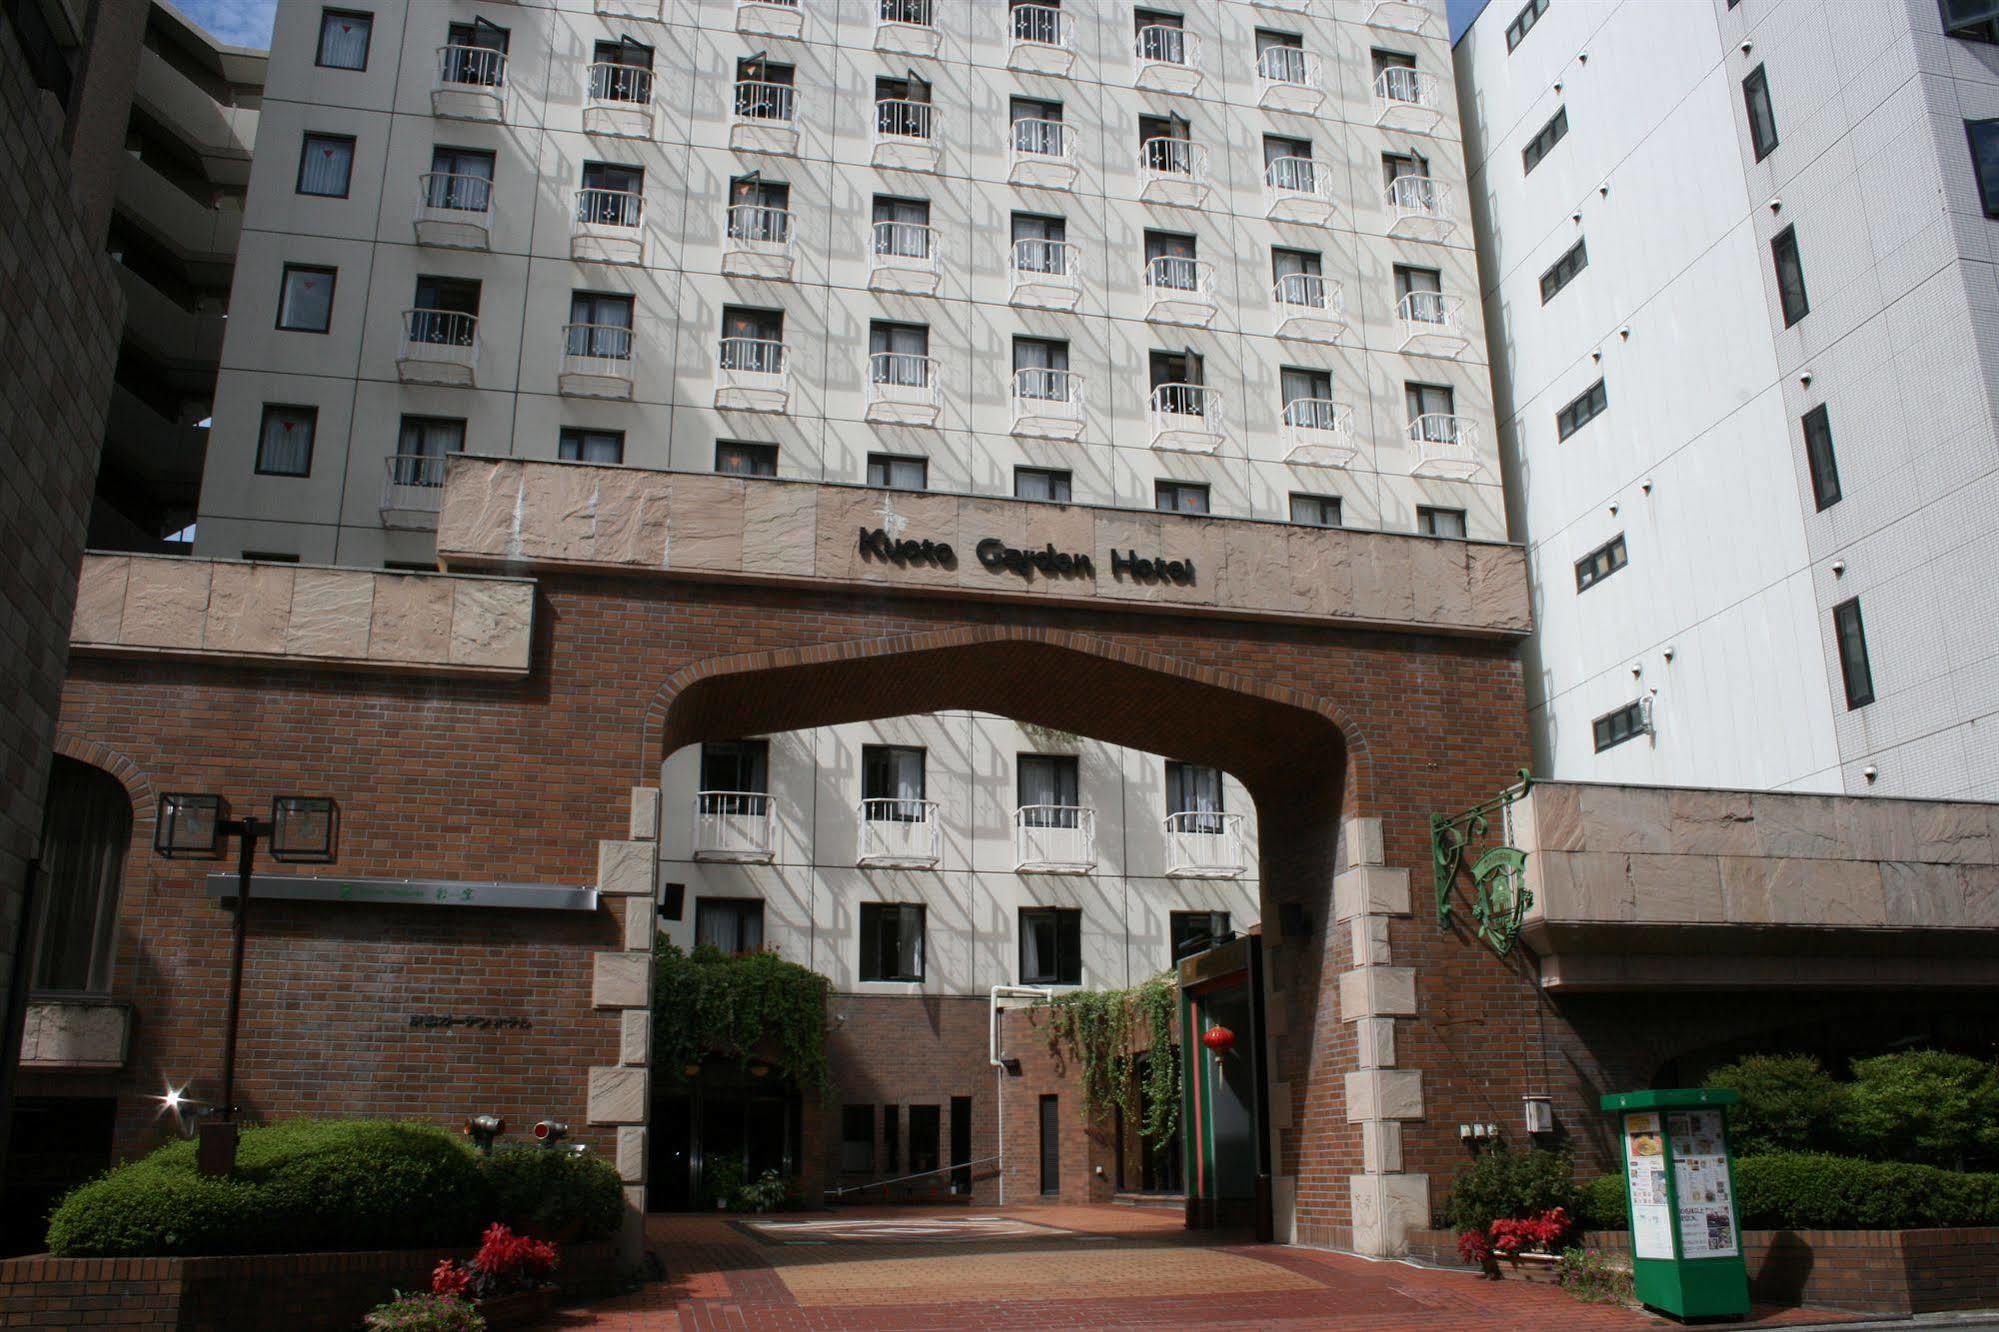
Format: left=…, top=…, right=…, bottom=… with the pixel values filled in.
left=1202, top=1025, right=1236, bottom=1054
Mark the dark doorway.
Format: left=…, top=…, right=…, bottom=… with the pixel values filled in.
left=648, top=1064, right=800, bottom=1211
left=950, top=1095, right=972, bottom=1194
left=1038, top=1094, right=1060, bottom=1195
left=2, top=1097, right=115, bottom=1256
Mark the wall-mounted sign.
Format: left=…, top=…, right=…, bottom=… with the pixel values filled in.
left=1110, top=549, right=1195, bottom=585
left=858, top=527, right=956, bottom=569
left=976, top=539, right=1093, bottom=580
left=861, top=523, right=1201, bottom=589
left=204, top=873, right=599, bottom=912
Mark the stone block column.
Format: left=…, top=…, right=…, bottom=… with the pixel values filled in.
left=589, top=787, right=659, bottom=1265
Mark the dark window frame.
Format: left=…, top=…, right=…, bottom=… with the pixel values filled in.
left=1944, top=0, right=1999, bottom=43
left=1018, top=907, right=1083, bottom=985
left=1288, top=492, right=1342, bottom=528
left=840, top=1105, right=875, bottom=1173
left=296, top=131, right=357, bottom=198
left=1539, top=238, right=1588, bottom=304
left=1772, top=226, right=1809, bottom=326
left=1505, top=0, right=1549, bottom=51
left=276, top=263, right=338, bottom=333
left=1833, top=597, right=1875, bottom=709
left=1169, top=909, right=1230, bottom=964
left=859, top=902, right=927, bottom=983
left=1574, top=533, right=1628, bottom=592
left=1967, top=119, right=1999, bottom=216
left=1592, top=700, right=1648, bottom=752
left=1801, top=405, right=1842, bottom=510
left=694, top=896, right=766, bottom=954
left=1417, top=505, right=1467, bottom=539
left=1556, top=378, right=1608, bottom=440
left=716, top=440, right=779, bottom=477
left=1014, top=466, right=1073, bottom=502
left=1154, top=479, right=1210, bottom=514
left=254, top=403, right=318, bottom=477
left=1522, top=106, right=1568, bottom=175
left=557, top=426, right=625, bottom=465
left=1743, top=64, right=1779, bottom=161
left=316, top=8, right=373, bottom=71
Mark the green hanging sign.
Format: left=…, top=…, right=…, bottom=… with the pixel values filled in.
left=1430, top=769, right=1534, bottom=956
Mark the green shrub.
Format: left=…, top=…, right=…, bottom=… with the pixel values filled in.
left=1443, top=1147, right=1580, bottom=1234
left=364, top=1293, right=486, bottom=1332
left=736, top=1168, right=788, bottom=1214
left=1734, top=1153, right=1999, bottom=1230
left=1578, top=1173, right=1628, bottom=1231
left=1837, top=1051, right=1999, bottom=1169
left=702, top=1153, right=745, bottom=1209
left=479, top=1147, right=623, bottom=1242
left=1702, top=1054, right=1844, bottom=1156
left=1555, top=1247, right=1633, bottom=1305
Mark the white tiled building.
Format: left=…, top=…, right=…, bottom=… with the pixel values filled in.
left=1456, top=0, right=1999, bottom=800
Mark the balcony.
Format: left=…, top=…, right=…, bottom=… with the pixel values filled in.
left=876, top=0, right=939, bottom=57
left=1374, top=66, right=1444, bottom=134
left=1264, top=156, right=1336, bottom=225
left=1398, top=291, right=1468, bottom=358
left=1009, top=239, right=1082, bottom=311
left=857, top=798, right=941, bottom=869
left=382, top=454, right=447, bottom=530
left=731, top=80, right=798, bottom=155
left=1252, top=0, right=1313, bottom=10
left=1016, top=806, right=1096, bottom=874
left=584, top=62, right=655, bottom=138
left=1254, top=46, right=1324, bottom=113
left=1282, top=398, right=1360, bottom=470
left=573, top=188, right=644, bottom=265
left=1163, top=811, right=1246, bottom=879
left=736, top=0, right=802, bottom=39
left=1271, top=273, right=1348, bottom=343
left=560, top=323, right=635, bottom=400
left=869, top=221, right=940, bottom=295
left=1366, top=0, right=1437, bottom=35
left=1143, top=255, right=1217, bottom=328
left=722, top=204, right=795, bottom=280
left=1134, top=25, right=1203, bottom=95
left=872, top=99, right=937, bottom=172
left=1138, top=138, right=1210, bottom=208
left=1009, top=119, right=1076, bottom=189
left=866, top=353, right=941, bottom=427
left=1386, top=175, right=1454, bottom=241
left=716, top=338, right=789, bottom=412
left=413, top=172, right=492, bottom=250
left=693, top=791, right=775, bottom=864
left=1010, top=368, right=1085, bottom=441
left=595, top=0, right=661, bottom=16
left=1149, top=383, right=1223, bottom=455
left=397, top=309, right=478, bottom=387
left=431, top=44, right=506, bottom=121
left=1407, top=414, right=1482, bottom=479
left=1007, top=4, right=1075, bottom=76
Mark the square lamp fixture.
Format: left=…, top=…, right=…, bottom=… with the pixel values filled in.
left=270, top=796, right=339, bottom=862
left=155, top=793, right=226, bottom=858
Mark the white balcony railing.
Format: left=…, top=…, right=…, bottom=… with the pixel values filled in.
left=1009, top=118, right=1075, bottom=188
left=716, top=337, right=789, bottom=412
left=869, top=220, right=941, bottom=294
left=397, top=309, right=478, bottom=386
left=1386, top=175, right=1454, bottom=239
left=1397, top=291, right=1468, bottom=357
left=1009, top=238, right=1082, bottom=310
left=1139, top=137, right=1210, bottom=207
left=736, top=0, right=803, bottom=38
left=585, top=62, right=655, bottom=137
left=877, top=0, right=939, bottom=55
left=573, top=187, right=644, bottom=263
left=732, top=80, right=799, bottom=154
left=1272, top=272, right=1348, bottom=342
left=1254, top=0, right=1313, bottom=9
left=1149, top=382, right=1223, bottom=454
left=723, top=203, right=796, bottom=279
left=432, top=45, right=506, bottom=120
left=1134, top=25, right=1203, bottom=93
left=1254, top=45, right=1325, bottom=112
left=1282, top=397, right=1360, bottom=469
left=1163, top=811, right=1246, bottom=879
left=1367, top=0, right=1436, bottom=35
left=1374, top=66, right=1443, bottom=132
left=595, top=0, right=662, bottom=17
left=1143, top=254, right=1217, bottom=327
left=1007, top=4, right=1075, bottom=75
left=857, top=798, right=941, bottom=869
left=873, top=98, right=938, bottom=171
left=560, top=322, right=635, bottom=399
left=1265, top=156, right=1336, bottom=223
left=693, top=791, right=775, bottom=863
left=1408, top=413, right=1483, bottom=478
left=1016, top=806, right=1097, bottom=873
left=865, top=352, right=941, bottom=426
left=1010, top=367, right=1085, bottom=440
left=381, top=453, right=448, bottom=529
left=413, top=172, right=493, bottom=250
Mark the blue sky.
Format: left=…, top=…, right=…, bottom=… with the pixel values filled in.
left=173, top=0, right=1494, bottom=51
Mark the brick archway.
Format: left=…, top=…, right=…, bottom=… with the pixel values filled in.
left=51, top=734, right=155, bottom=826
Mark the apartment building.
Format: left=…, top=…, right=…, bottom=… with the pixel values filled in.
left=1456, top=0, right=1999, bottom=799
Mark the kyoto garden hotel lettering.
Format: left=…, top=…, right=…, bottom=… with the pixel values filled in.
left=860, top=527, right=1195, bottom=586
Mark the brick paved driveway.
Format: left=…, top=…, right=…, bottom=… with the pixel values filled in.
left=546, top=1205, right=1860, bottom=1331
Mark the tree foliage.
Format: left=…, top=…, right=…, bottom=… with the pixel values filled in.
left=1701, top=1054, right=1844, bottom=1156
left=651, top=944, right=832, bottom=1097
left=1039, top=973, right=1180, bottom=1147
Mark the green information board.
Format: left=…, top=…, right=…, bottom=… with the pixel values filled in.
left=1600, top=1088, right=1749, bottom=1320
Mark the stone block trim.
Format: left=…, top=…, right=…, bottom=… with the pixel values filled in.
left=616, top=1125, right=647, bottom=1184
left=591, top=951, right=651, bottom=1009
left=586, top=1065, right=649, bottom=1124
left=1350, top=1172, right=1431, bottom=1260
left=619, top=1009, right=652, bottom=1066
left=1334, top=865, right=1412, bottom=921
left=1344, top=1069, right=1425, bottom=1122
left=18, top=1000, right=130, bottom=1067
left=1339, top=967, right=1417, bottom=1019
left=597, top=839, right=655, bottom=897
left=629, top=786, right=660, bottom=841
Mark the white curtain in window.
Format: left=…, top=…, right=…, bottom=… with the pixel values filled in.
left=317, top=13, right=370, bottom=69
left=299, top=136, right=352, bottom=196
left=896, top=905, right=924, bottom=978
left=1022, top=913, right=1049, bottom=980
left=258, top=408, right=313, bottom=475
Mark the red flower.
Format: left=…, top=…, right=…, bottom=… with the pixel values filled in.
left=431, top=1259, right=473, bottom=1298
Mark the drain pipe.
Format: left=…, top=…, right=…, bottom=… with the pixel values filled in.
left=989, top=985, right=1050, bottom=1206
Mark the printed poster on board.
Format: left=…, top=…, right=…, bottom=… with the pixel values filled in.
left=1623, top=1112, right=1673, bottom=1260
left=1667, top=1109, right=1739, bottom=1259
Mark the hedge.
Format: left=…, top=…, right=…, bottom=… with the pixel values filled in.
left=46, top=1120, right=623, bottom=1257
left=1441, top=1146, right=1580, bottom=1233
left=1578, top=1154, right=1999, bottom=1234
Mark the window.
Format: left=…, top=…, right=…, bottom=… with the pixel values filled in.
left=860, top=903, right=926, bottom=982
left=1742, top=65, right=1778, bottom=160
left=862, top=744, right=926, bottom=811
left=872, top=195, right=932, bottom=259
left=1801, top=405, right=1842, bottom=510
left=875, top=74, right=932, bottom=142
left=242, top=550, right=299, bottom=563
left=441, top=19, right=508, bottom=84
left=1772, top=226, right=1809, bottom=326
left=908, top=1104, right=940, bottom=1175
left=1382, top=149, right=1429, bottom=191
left=1170, top=910, right=1230, bottom=964
left=841, top=1106, right=874, bottom=1172
left=869, top=320, right=931, bottom=386
left=255, top=405, right=316, bottom=477
left=558, top=428, right=624, bottom=464
left=1281, top=367, right=1340, bottom=437
left=1012, top=211, right=1068, bottom=275
left=1406, top=381, right=1456, bottom=438
left=1134, top=7, right=1186, bottom=64
left=1394, top=264, right=1442, bottom=303
left=277, top=264, right=336, bottom=332
left=1155, top=480, right=1209, bottom=514
left=1254, top=28, right=1307, bottom=85
left=1015, top=467, right=1072, bottom=502
left=590, top=37, right=652, bottom=104
left=579, top=161, right=643, bottom=226
left=701, top=740, right=768, bottom=795
left=1263, top=133, right=1316, bottom=193
left=1592, top=700, right=1648, bottom=752
left=717, top=441, right=778, bottom=477
left=296, top=133, right=355, bottom=197
left=735, top=57, right=794, bottom=120
left=1272, top=247, right=1323, bottom=306
left=1019, top=908, right=1081, bottom=985
left=393, top=416, right=464, bottom=488
left=1039, top=1095, right=1060, bottom=1195
left=1944, top=0, right=1999, bottom=43
left=1556, top=378, right=1608, bottom=440
left=720, top=306, right=784, bottom=374
left=383, top=561, right=434, bottom=572
left=1539, top=238, right=1588, bottom=303
left=695, top=898, right=764, bottom=954
left=1143, top=229, right=1199, bottom=289
left=1418, top=506, right=1467, bottom=539
left=1505, top=0, right=1547, bottom=51
left=411, top=275, right=480, bottom=346
left=1833, top=598, right=1875, bottom=709
left=866, top=453, right=928, bottom=490
left=316, top=8, right=372, bottom=69
left=1289, top=493, right=1341, bottom=527
left=1013, top=337, right=1071, bottom=404
left=1011, top=96, right=1064, bottom=157
left=1522, top=106, right=1567, bottom=175
left=1574, top=534, right=1628, bottom=591
left=661, top=883, right=685, bottom=921
left=1968, top=120, right=1999, bottom=217
left=882, top=1105, right=900, bottom=1173
left=25, top=758, right=131, bottom=994
left=1138, top=113, right=1192, bottom=173
left=568, top=292, right=633, bottom=361
left=1148, top=349, right=1205, bottom=417
left=1165, top=762, right=1224, bottom=832
left=1019, top=753, right=1080, bottom=821
left=426, top=146, right=494, bottom=211
left=727, top=174, right=791, bottom=243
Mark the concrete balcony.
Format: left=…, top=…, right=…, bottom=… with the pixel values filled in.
left=573, top=188, right=644, bottom=265
left=584, top=63, right=655, bottom=138
left=868, top=221, right=941, bottom=295
left=1007, top=4, right=1075, bottom=76
left=20, top=1000, right=130, bottom=1069
left=876, top=0, right=940, bottom=57
left=397, top=310, right=479, bottom=387
left=1009, top=119, right=1076, bottom=189
left=1009, top=239, right=1082, bottom=311
left=873, top=99, right=938, bottom=173
left=1407, top=415, right=1482, bottom=479
left=858, top=799, right=941, bottom=869
left=1017, top=806, right=1096, bottom=873
left=1282, top=398, right=1360, bottom=470
left=1164, top=811, right=1246, bottom=879
left=383, top=454, right=448, bottom=529
left=865, top=353, right=941, bottom=427
left=1010, top=368, right=1085, bottom=441
left=431, top=44, right=506, bottom=121
left=413, top=172, right=492, bottom=250
left=1398, top=291, right=1468, bottom=358
left=1254, top=46, right=1324, bottom=113
left=114, top=265, right=223, bottom=370
left=1271, top=273, right=1348, bottom=344
left=560, top=323, right=635, bottom=400
left=722, top=204, right=795, bottom=280
left=716, top=338, right=789, bottom=412
left=1374, top=66, right=1444, bottom=134
left=1386, top=176, right=1455, bottom=241
left=1149, top=383, right=1224, bottom=455
left=1134, top=26, right=1203, bottom=94
left=115, top=156, right=240, bottom=265
left=1366, top=0, right=1436, bottom=34
left=1252, top=0, right=1314, bottom=13
left=595, top=0, right=661, bottom=15
left=1139, top=138, right=1210, bottom=208
left=1143, top=255, right=1218, bottom=328
left=731, top=81, right=798, bottom=155
left=736, top=0, right=803, bottom=39
left=1265, top=157, right=1336, bottom=226
left=693, top=791, right=775, bottom=863
left=1513, top=781, right=1999, bottom=990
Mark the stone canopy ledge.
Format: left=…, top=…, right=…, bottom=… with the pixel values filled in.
left=435, top=456, right=1532, bottom=639
left=1515, top=781, right=1999, bottom=990
left=68, top=553, right=534, bottom=677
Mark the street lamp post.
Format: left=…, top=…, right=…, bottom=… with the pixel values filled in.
left=156, top=793, right=337, bottom=1174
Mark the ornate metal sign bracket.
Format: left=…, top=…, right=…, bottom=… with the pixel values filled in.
left=1431, top=768, right=1534, bottom=956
